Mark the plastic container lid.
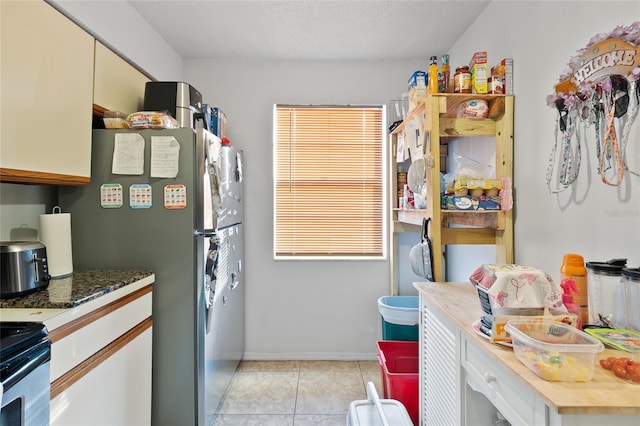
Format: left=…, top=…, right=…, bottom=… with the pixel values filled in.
left=348, top=400, right=412, bottom=426
left=622, top=267, right=640, bottom=281
left=586, top=259, right=627, bottom=275
left=377, top=296, right=419, bottom=325
left=506, top=320, right=604, bottom=353
left=561, top=253, right=586, bottom=274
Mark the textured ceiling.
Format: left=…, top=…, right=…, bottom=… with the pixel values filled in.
left=127, top=0, right=490, bottom=60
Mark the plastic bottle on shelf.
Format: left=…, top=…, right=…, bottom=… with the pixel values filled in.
left=441, top=54, right=451, bottom=93
left=560, top=278, right=583, bottom=329
left=560, top=254, right=588, bottom=326
left=428, top=56, right=439, bottom=94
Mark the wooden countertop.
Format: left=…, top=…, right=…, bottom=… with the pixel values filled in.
left=414, top=281, right=640, bottom=416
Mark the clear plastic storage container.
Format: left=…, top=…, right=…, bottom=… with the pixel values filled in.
left=505, top=319, right=604, bottom=382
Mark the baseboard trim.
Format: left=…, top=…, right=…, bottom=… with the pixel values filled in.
left=242, top=352, right=378, bottom=361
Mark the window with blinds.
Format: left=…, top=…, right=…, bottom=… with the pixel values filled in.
left=274, top=105, right=385, bottom=258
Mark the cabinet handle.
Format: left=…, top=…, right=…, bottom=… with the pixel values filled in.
left=483, top=373, right=497, bottom=383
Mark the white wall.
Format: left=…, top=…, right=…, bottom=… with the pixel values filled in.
left=0, top=184, right=57, bottom=241
left=185, top=59, right=422, bottom=358
left=448, top=1, right=640, bottom=282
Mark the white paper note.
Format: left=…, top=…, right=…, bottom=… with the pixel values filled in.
left=151, top=136, right=180, bottom=178
left=396, top=132, right=407, bottom=162
left=112, top=133, right=145, bottom=175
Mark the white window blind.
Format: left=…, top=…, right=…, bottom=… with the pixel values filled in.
left=274, top=105, right=384, bottom=257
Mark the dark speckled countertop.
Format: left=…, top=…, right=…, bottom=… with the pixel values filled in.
left=0, top=270, right=154, bottom=309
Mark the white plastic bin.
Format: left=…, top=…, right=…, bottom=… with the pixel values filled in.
left=347, top=382, right=412, bottom=426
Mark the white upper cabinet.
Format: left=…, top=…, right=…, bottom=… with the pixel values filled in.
left=93, top=41, right=150, bottom=115
left=1, top=0, right=94, bottom=185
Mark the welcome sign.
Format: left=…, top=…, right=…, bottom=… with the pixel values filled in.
left=546, top=22, right=640, bottom=192
left=555, top=38, right=640, bottom=94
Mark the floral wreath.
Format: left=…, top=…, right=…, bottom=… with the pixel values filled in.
left=546, top=22, right=640, bottom=192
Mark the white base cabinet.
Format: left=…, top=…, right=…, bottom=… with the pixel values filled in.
left=416, top=281, right=640, bottom=426
left=47, top=281, right=153, bottom=426
left=50, top=327, right=152, bottom=425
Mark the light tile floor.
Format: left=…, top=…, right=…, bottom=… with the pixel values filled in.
left=212, top=360, right=384, bottom=425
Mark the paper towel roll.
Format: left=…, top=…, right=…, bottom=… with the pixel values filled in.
left=39, top=209, right=73, bottom=277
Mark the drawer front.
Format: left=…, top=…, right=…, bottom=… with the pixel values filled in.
left=50, top=326, right=152, bottom=425
left=48, top=289, right=152, bottom=381
left=463, top=338, right=543, bottom=426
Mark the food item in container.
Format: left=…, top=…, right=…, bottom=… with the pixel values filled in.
left=457, top=100, right=489, bottom=119
left=485, top=187, right=499, bottom=197
left=441, top=54, right=451, bottom=93
left=470, top=187, right=484, bottom=197
left=103, top=111, right=129, bottom=129
left=126, top=111, right=179, bottom=129
left=428, top=56, right=439, bottom=94
left=505, top=319, right=604, bottom=382
left=489, top=76, right=504, bottom=95
left=103, top=118, right=129, bottom=129
left=454, top=66, right=472, bottom=93
left=469, top=51, right=489, bottom=94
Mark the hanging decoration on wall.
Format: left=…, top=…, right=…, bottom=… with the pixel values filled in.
left=546, top=22, right=640, bottom=193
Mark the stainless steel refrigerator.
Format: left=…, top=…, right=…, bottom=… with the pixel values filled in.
left=59, top=128, right=244, bottom=426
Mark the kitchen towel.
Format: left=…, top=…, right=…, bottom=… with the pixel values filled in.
left=39, top=207, right=73, bottom=277
left=470, top=264, right=566, bottom=311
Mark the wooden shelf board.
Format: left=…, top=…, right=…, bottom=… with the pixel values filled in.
left=397, top=209, right=506, bottom=230
left=441, top=227, right=497, bottom=245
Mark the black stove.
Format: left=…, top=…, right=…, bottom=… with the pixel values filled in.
left=0, top=322, right=50, bottom=390
left=1, top=322, right=51, bottom=425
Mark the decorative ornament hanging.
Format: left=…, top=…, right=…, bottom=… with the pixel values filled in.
left=546, top=22, right=640, bottom=193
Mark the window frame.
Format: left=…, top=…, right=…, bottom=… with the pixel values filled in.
left=272, top=104, right=388, bottom=260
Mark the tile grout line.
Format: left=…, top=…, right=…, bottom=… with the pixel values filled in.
left=293, top=360, right=301, bottom=420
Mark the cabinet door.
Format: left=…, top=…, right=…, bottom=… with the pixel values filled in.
left=94, top=41, right=149, bottom=115
left=0, top=0, right=94, bottom=184
left=420, top=293, right=462, bottom=425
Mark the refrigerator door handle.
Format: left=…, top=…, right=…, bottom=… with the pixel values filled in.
left=195, top=229, right=216, bottom=237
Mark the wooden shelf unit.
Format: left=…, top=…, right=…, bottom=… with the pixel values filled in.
left=388, top=94, right=514, bottom=289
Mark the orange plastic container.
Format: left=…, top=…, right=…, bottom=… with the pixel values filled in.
left=561, top=253, right=588, bottom=326
left=376, top=340, right=419, bottom=425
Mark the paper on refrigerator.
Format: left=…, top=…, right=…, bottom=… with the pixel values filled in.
left=150, top=136, right=180, bottom=178
left=112, top=133, right=145, bottom=175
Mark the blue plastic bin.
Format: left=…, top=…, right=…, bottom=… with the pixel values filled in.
left=378, top=296, right=419, bottom=341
